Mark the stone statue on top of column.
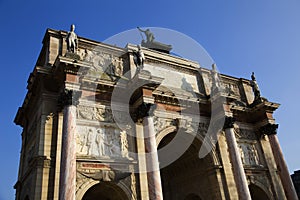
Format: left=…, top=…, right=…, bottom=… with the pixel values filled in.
left=211, top=63, right=221, bottom=94
left=133, top=45, right=145, bottom=76
left=250, top=72, right=261, bottom=103
left=66, top=24, right=78, bottom=54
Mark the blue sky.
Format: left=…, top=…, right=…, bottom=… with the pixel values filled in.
left=0, top=0, right=300, bottom=199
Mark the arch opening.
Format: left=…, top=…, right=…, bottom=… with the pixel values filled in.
left=82, top=182, right=129, bottom=200
left=249, top=183, right=270, bottom=200
left=158, top=131, right=219, bottom=200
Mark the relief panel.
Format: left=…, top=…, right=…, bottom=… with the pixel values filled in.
left=76, top=125, right=130, bottom=159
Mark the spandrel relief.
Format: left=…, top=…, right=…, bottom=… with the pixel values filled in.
left=76, top=126, right=130, bottom=159
left=153, top=116, right=177, bottom=134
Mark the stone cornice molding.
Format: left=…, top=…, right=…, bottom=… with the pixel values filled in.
left=259, top=123, right=279, bottom=136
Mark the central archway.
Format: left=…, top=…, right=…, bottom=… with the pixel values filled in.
left=82, top=182, right=129, bottom=200
left=157, top=131, right=222, bottom=200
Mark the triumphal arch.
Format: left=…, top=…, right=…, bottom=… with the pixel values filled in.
left=14, top=26, right=298, bottom=200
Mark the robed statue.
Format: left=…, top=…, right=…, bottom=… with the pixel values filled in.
left=250, top=72, right=261, bottom=100
left=211, top=63, right=221, bottom=92
left=66, top=24, right=78, bottom=53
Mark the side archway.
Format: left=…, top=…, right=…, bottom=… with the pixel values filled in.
left=76, top=179, right=132, bottom=200
left=249, top=183, right=272, bottom=200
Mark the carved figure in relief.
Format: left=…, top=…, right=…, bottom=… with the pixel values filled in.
left=95, top=107, right=113, bottom=122
left=83, top=49, right=94, bottom=62
left=96, top=129, right=106, bottom=156
left=247, top=145, right=259, bottom=165
left=95, top=107, right=105, bottom=121
left=66, top=24, right=78, bottom=53
left=225, top=84, right=235, bottom=95
left=104, top=129, right=120, bottom=157
left=77, top=132, right=87, bottom=153
left=120, top=130, right=129, bottom=158
left=86, top=129, right=94, bottom=156
left=239, top=144, right=245, bottom=164
left=111, top=58, right=123, bottom=77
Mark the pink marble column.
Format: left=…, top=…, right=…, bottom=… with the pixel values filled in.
left=269, top=134, right=298, bottom=200
left=59, top=89, right=81, bottom=200
left=224, top=117, right=251, bottom=200
left=143, top=116, right=163, bottom=200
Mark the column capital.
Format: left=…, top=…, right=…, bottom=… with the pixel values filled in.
left=58, top=89, right=82, bottom=109
left=224, top=116, right=236, bottom=129
left=259, top=123, right=278, bottom=136
left=135, top=103, right=156, bottom=122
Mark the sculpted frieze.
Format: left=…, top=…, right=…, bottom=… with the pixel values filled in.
left=235, top=128, right=257, bottom=140
left=153, top=116, right=177, bottom=134
left=77, top=168, right=115, bottom=182
left=76, top=125, right=130, bottom=159
left=77, top=105, right=94, bottom=120
left=77, top=49, right=124, bottom=80
left=223, top=82, right=240, bottom=97
left=238, top=143, right=260, bottom=166
left=77, top=105, right=114, bottom=122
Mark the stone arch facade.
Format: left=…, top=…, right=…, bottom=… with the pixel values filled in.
left=14, top=27, right=295, bottom=200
